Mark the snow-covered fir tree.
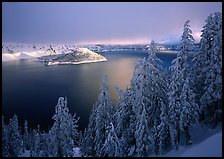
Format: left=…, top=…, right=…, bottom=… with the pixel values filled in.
left=8, top=114, right=22, bottom=157
left=115, top=86, right=136, bottom=156
left=131, top=58, right=151, bottom=157
left=94, top=75, right=115, bottom=157
left=34, top=126, right=41, bottom=157
left=135, top=99, right=150, bottom=157
left=191, top=14, right=214, bottom=108
left=121, top=40, right=168, bottom=156
left=39, top=132, right=50, bottom=157
left=168, top=20, right=195, bottom=150
left=2, top=116, right=10, bottom=157
left=23, top=120, right=30, bottom=151
left=101, top=122, right=122, bottom=157
left=147, top=40, right=168, bottom=155
left=81, top=104, right=97, bottom=156
left=199, top=12, right=222, bottom=127
left=157, top=102, right=170, bottom=154
left=49, top=97, right=79, bottom=157
left=179, top=77, right=199, bottom=145
left=30, top=129, right=37, bottom=157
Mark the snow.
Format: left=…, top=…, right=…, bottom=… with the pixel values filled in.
left=46, top=58, right=107, bottom=66
left=19, top=148, right=82, bottom=157
left=150, top=123, right=222, bottom=157
left=2, top=43, right=106, bottom=63
left=19, top=150, right=30, bottom=157
left=2, top=51, right=60, bottom=62
left=163, top=131, right=222, bottom=157
left=179, top=132, right=222, bottom=157
left=2, top=43, right=76, bottom=62
left=73, top=147, right=82, bottom=157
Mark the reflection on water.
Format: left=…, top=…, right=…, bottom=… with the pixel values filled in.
left=2, top=51, right=176, bottom=131
left=107, top=57, right=138, bottom=100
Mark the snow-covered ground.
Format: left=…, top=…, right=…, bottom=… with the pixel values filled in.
left=179, top=132, right=222, bottom=157
left=19, top=123, right=222, bottom=157
left=163, top=131, right=222, bottom=157
left=46, top=59, right=107, bottom=66
left=151, top=123, right=222, bottom=157
left=19, top=147, right=82, bottom=157
left=2, top=43, right=107, bottom=63
left=2, top=43, right=77, bottom=62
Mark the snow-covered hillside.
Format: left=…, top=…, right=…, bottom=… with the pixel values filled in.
left=150, top=123, right=222, bottom=157
left=179, top=132, right=222, bottom=157
left=18, top=124, right=222, bottom=157
left=164, top=131, right=222, bottom=157
left=2, top=43, right=77, bottom=62
left=2, top=44, right=107, bottom=64
left=37, top=47, right=107, bottom=65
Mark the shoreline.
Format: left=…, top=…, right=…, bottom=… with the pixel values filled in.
left=46, top=58, right=108, bottom=66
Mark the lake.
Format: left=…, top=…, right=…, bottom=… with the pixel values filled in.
left=2, top=50, right=177, bottom=131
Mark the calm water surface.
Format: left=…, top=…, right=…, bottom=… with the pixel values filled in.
left=2, top=51, right=177, bottom=131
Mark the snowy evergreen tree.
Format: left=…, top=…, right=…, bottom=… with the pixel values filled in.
left=23, top=120, right=30, bottom=150
left=49, top=97, right=79, bottom=157
left=101, top=122, right=122, bottom=157
left=126, top=40, right=168, bottom=156
left=8, top=114, right=22, bottom=157
left=191, top=14, right=214, bottom=108
left=133, top=67, right=153, bottom=156
left=157, top=102, right=170, bottom=154
left=33, top=126, right=41, bottom=157
left=39, top=132, right=50, bottom=157
left=199, top=12, right=222, bottom=127
left=180, top=77, right=199, bottom=145
left=76, top=130, right=83, bottom=148
left=135, top=102, right=151, bottom=157
left=94, top=75, right=114, bottom=157
left=81, top=104, right=97, bottom=156
left=115, top=87, right=136, bottom=156
left=168, top=20, right=195, bottom=150
left=2, top=116, right=10, bottom=157
left=30, top=129, right=37, bottom=157
left=147, top=41, right=168, bottom=155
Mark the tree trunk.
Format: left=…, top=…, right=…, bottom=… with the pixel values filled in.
left=184, top=126, right=192, bottom=145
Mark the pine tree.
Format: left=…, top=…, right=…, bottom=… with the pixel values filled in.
left=30, top=129, right=37, bottom=157
left=180, top=77, right=199, bottom=145
left=2, top=116, right=10, bottom=157
left=33, top=126, right=41, bottom=157
left=168, top=20, right=195, bottom=150
left=147, top=40, right=168, bottom=155
left=101, top=122, right=122, bottom=157
left=199, top=12, right=222, bottom=127
left=115, top=87, right=135, bottom=156
left=191, top=14, right=214, bottom=108
left=49, top=97, right=79, bottom=157
left=81, top=104, right=97, bottom=156
left=157, top=102, right=170, bottom=154
left=23, top=120, right=30, bottom=150
left=135, top=102, right=150, bottom=157
left=128, top=40, right=169, bottom=156
left=8, top=114, right=22, bottom=157
left=40, top=132, right=50, bottom=157
left=134, top=68, right=153, bottom=157
left=94, top=75, right=114, bottom=156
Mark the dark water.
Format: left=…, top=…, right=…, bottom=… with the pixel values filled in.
left=2, top=50, right=177, bottom=131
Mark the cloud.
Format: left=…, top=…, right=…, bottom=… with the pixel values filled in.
left=2, top=2, right=222, bottom=44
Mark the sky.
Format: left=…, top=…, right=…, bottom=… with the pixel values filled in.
left=2, top=2, right=222, bottom=45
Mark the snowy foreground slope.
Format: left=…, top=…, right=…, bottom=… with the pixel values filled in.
left=19, top=123, right=222, bottom=157
left=151, top=123, right=222, bottom=157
